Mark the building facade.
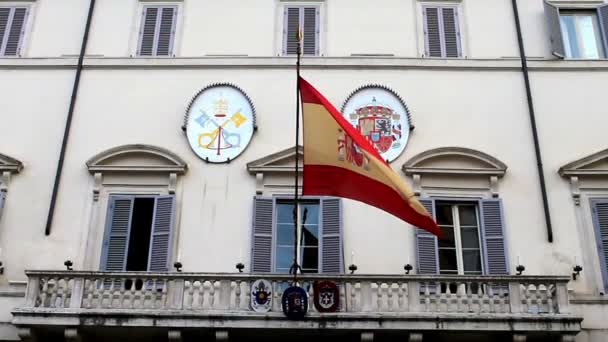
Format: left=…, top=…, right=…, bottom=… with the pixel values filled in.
left=1, top=0, right=608, bottom=341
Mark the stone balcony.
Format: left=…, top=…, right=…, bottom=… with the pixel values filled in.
left=12, top=271, right=582, bottom=341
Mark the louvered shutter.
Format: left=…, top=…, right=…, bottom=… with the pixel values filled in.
left=284, top=7, right=300, bottom=55
left=441, top=7, right=460, bottom=57
left=480, top=199, right=509, bottom=275
left=156, top=7, right=177, bottom=56
left=592, top=200, right=608, bottom=290
left=598, top=4, right=608, bottom=55
left=543, top=1, right=565, bottom=58
left=423, top=7, right=442, bottom=57
left=138, top=7, right=158, bottom=56
left=320, top=198, right=342, bottom=273
left=416, top=198, right=439, bottom=274
left=100, top=196, right=134, bottom=271
left=147, top=195, right=175, bottom=272
left=302, top=7, right=319, bottom=56
left=251, top=197, right=273, bottom=272
left=0, top=7, right=28, bottom=56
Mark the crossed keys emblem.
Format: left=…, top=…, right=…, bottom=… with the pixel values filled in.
left=195, top=110, right=247, bottom=156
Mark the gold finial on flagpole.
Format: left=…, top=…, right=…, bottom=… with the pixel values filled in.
left=296, top=28, right=303, bottom=56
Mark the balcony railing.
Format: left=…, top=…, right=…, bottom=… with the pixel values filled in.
left=20, top=271, right=572, bottom=316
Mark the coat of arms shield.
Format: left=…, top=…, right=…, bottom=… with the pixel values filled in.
left=313, top=280, right=340, bottom=313
left=250, top=279, right=273, bottom=312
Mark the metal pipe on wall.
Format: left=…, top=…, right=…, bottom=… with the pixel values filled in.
left=44, top=0, right=96, bottom=236
left=510, top=0, right=554, bottom=243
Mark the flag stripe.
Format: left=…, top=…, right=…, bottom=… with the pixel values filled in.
left=304, top=165, right=439, bottom=235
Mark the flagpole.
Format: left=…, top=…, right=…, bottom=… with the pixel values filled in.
left=291, top=29, right=303, bottom=284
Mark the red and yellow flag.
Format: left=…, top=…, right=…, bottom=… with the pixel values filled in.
left=300, top=77, right=440, bottom=236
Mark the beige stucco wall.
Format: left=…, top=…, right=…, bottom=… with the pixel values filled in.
left=1, top=0, right=608, bottom=340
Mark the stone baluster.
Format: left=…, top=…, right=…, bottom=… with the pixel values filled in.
left=423, top=282, right=431, bottom=312
left=508, top=281, right=523, bottom=314
left=535, top=283, right=544, bottom=313
left=397, top=282, right=405, bottom=311
left=476, top=283, right=483, bottom=313
left=209, top=280, right=216, bottom=308
left=235, top=279, right=242, bottom=310
left=49, top=278, right=58, bottom=308
left=308, top=283, right=315, bottom=313
left=196, top=280, right=204, bottom=309
left=70, top=277, right=84, bottom=309
left=387, top=283, right=394, bottom=311
left=350, top=281, right=358, bottom=312
left=466, top=282, right=473, bottom=312
left=547, top=283, right=554, bottom=314
left=24, top=275, right=41, bottom=308
left=218, top=279, right=231, bottom=310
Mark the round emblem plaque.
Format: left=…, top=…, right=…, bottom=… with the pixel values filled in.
left=281, top=286, right=308, bottom=319
left=250, top=279, right=273, bottom=313
left=341, top=85, right=413, bottom=162
left=183, top=83, right=256, bottom=163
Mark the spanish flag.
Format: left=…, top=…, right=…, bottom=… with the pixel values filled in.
left=300, top=77, right=440, bottom=236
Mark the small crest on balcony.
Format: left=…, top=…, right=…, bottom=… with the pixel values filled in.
left=313, top=281, right=339, bottom=313
left=282, top=286, right=308, bottom=319
left=250, top=279, right=273, bottom=313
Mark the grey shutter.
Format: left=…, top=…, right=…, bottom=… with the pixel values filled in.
left=442, top=7, right=460, bottom=57
left=147, top=195, right=175, bottom=272
left=423, top=7, right=442, bottom=57
left=156, top=7, right=177, bottom=56
left=598, top=4, right=608, bottom=56
left=284, top=7, right=300, bottom=55
left=543, top=1, right=565, bottom=58
left=480, top=199, right=509, bottom=275
left=100, top=196, right=134, bottom=271
left=251, top=197, right=273, bottom=272
left=416, top=198, right=439, bottom=274
left=0, top=8, right=9, bottom=55
left=0, top=190, right=6, bottom=218
left=320, top=198, right=343, bottom=273
left=302, top=7, right=319, bottom=56
left=1, top=7, right=27, bottom=56
left=138, top=7, right=158, bottom=56
left=591, top=200, right=608, bottom=290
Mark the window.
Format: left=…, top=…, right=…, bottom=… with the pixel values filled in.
left=422, top=5, right=461, bottom=58
left=436, top=202, right=482, bottom=275
left=283, top=6, right=319, bottom=56
left=560, top=11, right=605, bottom=58
left=100, top=195, right=176, bottom=272
left=416, top=198, right=508, bottom=276
left=251, top=197, right=342, bottom=273
left=0, top=6, right=29, bottom=56
left=137, top=5, right=178, bottom=57
left=544, top=1, right=608, bottom=59
left=591, top=199, right=608, bottom=290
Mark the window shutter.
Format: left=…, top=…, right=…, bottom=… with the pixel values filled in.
left=543, top=1, right=565, bottom=58
left=147, top=195, right=175, bottom=272
left=100, top=196, right=134, bottom=271
left=441, top=7, right=460, bottom=57
left=591, top=200, right=608, bottom=290
left=598, top=4, right=608, bottom=55
left=284, top=7, right=300, bottom=55
left=251, top=197, right=273, bottom=272
left=416, top=198, right=439, bottom=274
left=0, top=7, right=28, bottom=56
left=156, top=7, right=177, bottom=56
left=138, top=7, right=159, bottom=56
left=423, top=7, right=443, bottom=57
left=0, top=190, right=6, bottom=218
left=302, top=7, right=319, bottom=56
left=320, top=198, right=342, bottom=273
left=480, top=199, right=509, bottom=275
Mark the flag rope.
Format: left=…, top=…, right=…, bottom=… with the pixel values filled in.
left=290, top=28, right=303, bottom=284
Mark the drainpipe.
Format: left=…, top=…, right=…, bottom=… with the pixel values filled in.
left=44, top=0, right=96, bottom=236
left=510, top=0, right=554, bottom=243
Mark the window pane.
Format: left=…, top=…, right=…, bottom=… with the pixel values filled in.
left=463, top=249, right=482, bottom=273
left=276, top=203, right=295, bottom=224
left=276, top=246, right=294, bottom=271
left=301, top=225, right=319, bottom=246
left=561, top=15, right=579, bottom=58
left=436, top=204, right=453, bottom=225
left=277, top=224, right=295, bottom=246
left=439, top=248, right=457, bottom=273
left=300, top=247, right=318, bottom=272
left=438, top=227, right=455, bottom=248
left=578, top=15, right=602, bottom=58
left=461, top=227, right=480, bottom=249
left=301, top=203, right=319, bottom=225
left=458, top=205, right=478, bottom=226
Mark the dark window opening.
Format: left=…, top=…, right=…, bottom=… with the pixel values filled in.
left=126, top=197, right=155, bottom=271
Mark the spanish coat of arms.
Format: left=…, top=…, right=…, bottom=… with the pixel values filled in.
left=341, top=85, right=413, bottom=163
left=250, top=279, right=273, bottom=313
left=183, top=83, right=256, bottom=163
left=313, top=280, right=340, bottom=312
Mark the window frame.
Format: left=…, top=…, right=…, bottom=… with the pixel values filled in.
left=279, top=1, right=324, bottom=57
left=0, top=4, right=31, bottom=57
left=559, top=10, right=605, bottom=59
left=134, top=2, right=181, bottom=58
left=420, top=2, right=464, bottom=58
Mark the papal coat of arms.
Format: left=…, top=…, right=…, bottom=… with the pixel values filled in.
left=183, top=83, right=256, bottom=163
left=250, top=279, right=272, bottom=313
left=313, top=280, right=339, bottom=313
left=341, top=85, right=413, bottom=162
